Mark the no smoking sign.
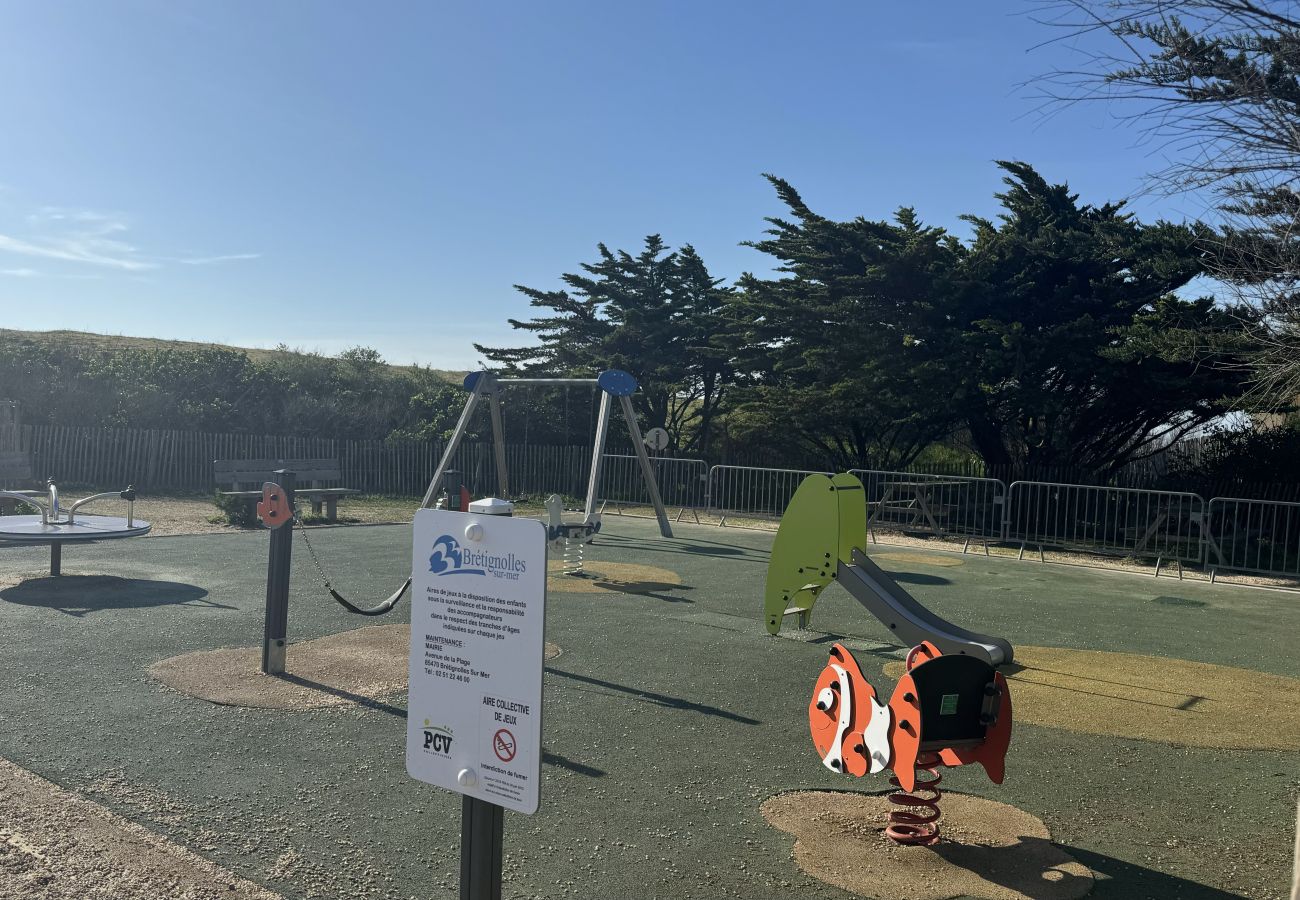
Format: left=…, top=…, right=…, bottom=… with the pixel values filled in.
left=493, top=729, right=516, bottom=762
left=406, top=509, right=547, bottom=815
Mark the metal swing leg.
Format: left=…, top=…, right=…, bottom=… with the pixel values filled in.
left=488, top=390, right=509, bottom=499
left=421, top=377, right=490, bottom=510
left=617, top=394, right=673, bottom=538
left=583, top=392, right=614, bottom=526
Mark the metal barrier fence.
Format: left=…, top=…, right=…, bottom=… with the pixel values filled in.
left=850, top=469, right=1006, bottom=540
left=1005, top=482, right=1205, bottom=564
left=1204, top=497, right=1300, bottom=580
left=13, top=417, right=1300, bottom=580
left=704, top=465, right=832, bottom=523
left=597, top=454, right=709, bottom=514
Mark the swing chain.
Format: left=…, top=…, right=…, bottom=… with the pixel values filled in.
left=293, top=512, right=336, bottom=592
left=291, top=505, right=410, bottom=617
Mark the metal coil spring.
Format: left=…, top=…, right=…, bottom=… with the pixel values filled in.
left=560, top=537, right=585, bottom=576
left=885, top=751, right=942, bottom=845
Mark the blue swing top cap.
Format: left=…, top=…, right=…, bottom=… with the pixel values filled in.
left=597, top=369, right=638, bottom=397
left=463, top=371, right=487, bottom=392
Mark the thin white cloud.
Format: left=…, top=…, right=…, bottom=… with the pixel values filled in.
left=0, top=203, right=258, bottom=273
left=176, top=252, right=262, bottom=265
left=0, top=266, right=103, bottom=280
left=0, top=207, right=155, bottom=271
left=0, top=233, right=155, bottom=270
left=28, top=207, right=126, bottom=228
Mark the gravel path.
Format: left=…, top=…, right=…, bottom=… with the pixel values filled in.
left=0, top=757, right=282, bottom=899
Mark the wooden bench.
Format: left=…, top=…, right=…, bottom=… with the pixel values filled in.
left=213, top=458, right=360, bottom=523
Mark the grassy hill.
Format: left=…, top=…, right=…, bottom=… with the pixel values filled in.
left=0, top=328, right=463, bottom=380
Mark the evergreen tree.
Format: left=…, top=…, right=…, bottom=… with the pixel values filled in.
left=1032, top=0, right=1300, bottom=407
left=737, top=163, right=1251, bottom=473
left=730, top=177, right=970, bottom=470
left=957, top=163, right=1249, bottom=472
left=475, top=236, right=735, bottom=454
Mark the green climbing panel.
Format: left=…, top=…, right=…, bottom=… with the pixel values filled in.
left=762, top=472, right=867, bottom=634
left=833, top=472, right=866, bottom=565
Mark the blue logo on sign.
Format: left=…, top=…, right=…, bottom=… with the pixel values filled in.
left=429, top=534, right=485, bottom=576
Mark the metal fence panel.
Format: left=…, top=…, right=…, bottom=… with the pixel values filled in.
left=14, top=420, right=1300, bottom=580
left=1006, top=481, right=1205, bottom=563
left=598, top=454, right=708, bottom=511
left=705, top=465, right=832, bottom=522
left=1205, top=497, right=1300, bottom=579
left=850, top=469, right=1006, bottom=540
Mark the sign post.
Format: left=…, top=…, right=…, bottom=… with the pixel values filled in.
left=407, top=505, right=547, bottom=900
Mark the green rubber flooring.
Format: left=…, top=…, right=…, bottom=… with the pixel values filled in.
left=0, top=515, right=1296, bottom=899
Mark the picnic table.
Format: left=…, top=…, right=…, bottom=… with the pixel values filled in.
left=214, top=458, right=359, bottom=523
left=1116, top=494, right=1202, bottom=556
left=868, top=478, right=966, bottom=538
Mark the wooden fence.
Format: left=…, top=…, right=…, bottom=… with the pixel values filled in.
left=4, top=424, right=598, bottom=496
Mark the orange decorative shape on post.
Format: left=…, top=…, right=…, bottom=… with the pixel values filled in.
left=257, top=482, right=292, bottom=529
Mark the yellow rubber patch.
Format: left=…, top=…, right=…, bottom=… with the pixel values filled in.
left=873, top=551, right=965, bottom=568
left=762, top=790, right=1092, bottom=900
left=885, top=646, right=1300, bottom=750
left=547, top=560, right=682, bottom=595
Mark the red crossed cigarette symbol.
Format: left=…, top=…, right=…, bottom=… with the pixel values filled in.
left=493, top=728, right=516, bottom=762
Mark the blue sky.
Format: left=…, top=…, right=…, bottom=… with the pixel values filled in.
left=0, top=1, right=1205, bottom=369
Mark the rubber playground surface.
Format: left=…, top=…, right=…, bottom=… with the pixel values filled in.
left=0, top=516, right=1297, bottom=899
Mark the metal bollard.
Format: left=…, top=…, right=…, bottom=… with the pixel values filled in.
left=261, top=470, right=295, bottom=675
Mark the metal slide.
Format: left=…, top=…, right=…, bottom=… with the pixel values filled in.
left=763, top=473, right=1013, bottom=667
left=838, top=548, right=1013, bottom=667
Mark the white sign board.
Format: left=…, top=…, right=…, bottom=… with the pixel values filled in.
left=643, top=427, right=670, bottom=451
left=406, top=509, right=547, bottom=814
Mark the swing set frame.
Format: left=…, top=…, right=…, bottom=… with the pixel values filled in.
left=420, top=369, right=674, bottom=538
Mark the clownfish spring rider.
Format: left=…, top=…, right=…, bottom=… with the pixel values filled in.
left=808, top=639, right=1012, bottom=845
left=761, top=472, right=1015, bottom=844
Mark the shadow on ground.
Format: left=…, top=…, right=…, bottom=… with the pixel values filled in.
left=932, top=836, right=1242, bottom=899
left=593, top=579, right=693, bottom=602
left=596, top=534, right=770, bottom=564
left=271, top=674, right=609, bottom=777
left=547, top=667, right=760, bottom=725
left=888, top=571, right=952, bottom=586
left=1061, top=845, right=1247, bottom=899
left=273, top=672, right=410, bottom=717
left=0, top=575, right=226, bottom=617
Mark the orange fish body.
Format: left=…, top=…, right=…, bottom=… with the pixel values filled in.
left=808, top=640, right=1011, bottom=792
left=809, top=643, right=878, bottom=777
